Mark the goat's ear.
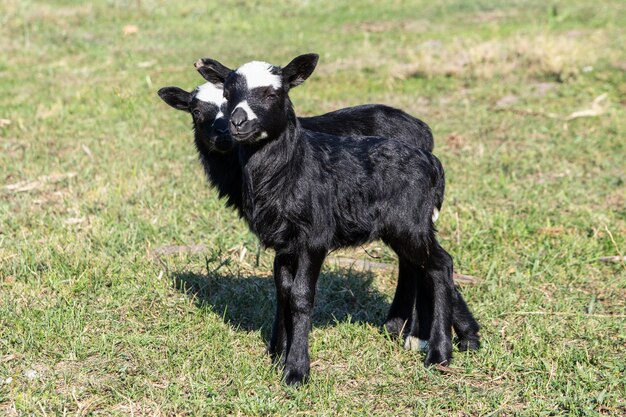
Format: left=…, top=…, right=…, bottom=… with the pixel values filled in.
left=157, top=86, right=191, bottom=112
left=195, top=58, right=231, bottom=84
left=282, top=53, right=319, bottom=89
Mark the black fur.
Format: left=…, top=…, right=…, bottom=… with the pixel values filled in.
left=300, top=104, right=433, bottom=152
left=160, top=65, right=481, bottom=379
left=157, top=86, right=242, bottom=214
left=215, top=53, right=465, bottom=385
left=158, top=85, right=479, bottom=352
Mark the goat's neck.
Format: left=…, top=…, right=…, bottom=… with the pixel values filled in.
left=240, top=105, right=304, bottom=227
left=241, top=104, right=303, bottom=178
left=193, top=125, right=243, bottom=214
left=193, top=125, right=224, bottom=178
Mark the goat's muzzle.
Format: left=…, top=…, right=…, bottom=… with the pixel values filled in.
left=229, top=108, right=258, bottom=142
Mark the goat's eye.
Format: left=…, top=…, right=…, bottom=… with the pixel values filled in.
left=266, top=92, right=277, bottom=100
left=192, top=109, right=201, bottom=118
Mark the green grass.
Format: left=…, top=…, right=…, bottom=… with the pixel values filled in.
left=1, top=0, right=625, bottom=415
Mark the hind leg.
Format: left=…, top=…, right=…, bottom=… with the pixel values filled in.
left=386, top=257, right=479, bottom=351
left=405, top=282, right=480, bottom=353
left=385, top=236, right=453, bottom=366
left=384, top=256, right=417, bottom=336
left=404, top=266, right=433, bottom=352
left=451, top=287, right=480, bottom=351
left=421, top=243, right=455, bottom=366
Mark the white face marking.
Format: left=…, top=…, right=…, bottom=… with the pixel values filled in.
left=195, top=82, right=225, bottom=106
left=233, top=100, right=257, bottom=120
left=236, top=61, right=282, bottom=90
left=404, top=336, right=429, bottom=352
left=432, top=207, right=439, bottom=222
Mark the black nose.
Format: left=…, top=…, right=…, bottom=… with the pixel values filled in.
left=213, top=118, right=228, bottom=134
left=230, top=107, right=248, bottom=130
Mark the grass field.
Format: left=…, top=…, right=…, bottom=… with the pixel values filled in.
left=1, top=0, right=625, bottom=415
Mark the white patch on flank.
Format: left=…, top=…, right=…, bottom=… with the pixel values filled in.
left=233, top=100, right=257, bottom=120
left=404, top=336, right=429, bottom=352
left=236, top=61, right=282, bottom=90
left=195, top=82, right=225, bottom=106
left=432, top=207, right=439, bottom=222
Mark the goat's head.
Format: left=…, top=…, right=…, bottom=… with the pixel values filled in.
left=196, top=54, right=319, bottom=145
left=157, top=82, right=234, bottom=153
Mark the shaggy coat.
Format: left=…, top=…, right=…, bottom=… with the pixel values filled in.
left=204, top=53, right=467, bottom=385
left=158, top=84, right=479, bottom=353
left=157, top=83, right=243, bottom=214
left=157, top=87, right=435, bottom=212
left=158, top=81, right=479, bottom=344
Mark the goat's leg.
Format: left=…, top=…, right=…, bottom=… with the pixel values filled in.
left=384, top=257, right=417, bottom=336
left=283, top=249, right=325, bottom=386
left=422, top=243, right=454, bottom=367
left=405, top=273, right=480, bottom=352
left=451, top=288, right=481, bottom=351
left=269, top=253, right=295, bottom=366
left=404, top=266, right=433, bottom=353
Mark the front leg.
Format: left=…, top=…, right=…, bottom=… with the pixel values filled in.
left=283, top=249, right=325, bottom=386
left=268, top=253, right=295, bottom=366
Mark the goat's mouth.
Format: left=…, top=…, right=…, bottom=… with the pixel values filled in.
left=208, top=134, right=235, bottom=153
left=230, top=129, right=263, bottom=143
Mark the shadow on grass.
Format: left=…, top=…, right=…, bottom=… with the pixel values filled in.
left=172, top=268, right=391, bottom=342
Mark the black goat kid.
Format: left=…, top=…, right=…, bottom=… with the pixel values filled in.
left=158, top=82, right=244, bottom=215
left=202, top=53, right=464, bottom=385
left=158, top=81, right=480, bottom=358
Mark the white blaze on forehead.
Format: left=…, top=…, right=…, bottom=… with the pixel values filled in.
left=215, top=102, right=228, bottom=120
left=194, top=82, right=225, bottom=106
left=233, top=100, right=257, bottom=120
left=236, top=61, right=281, bottom=90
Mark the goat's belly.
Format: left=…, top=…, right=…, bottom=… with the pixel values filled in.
left=253, top=219, right=294, bottom=249
left=331, top=226, right=376, bottom=249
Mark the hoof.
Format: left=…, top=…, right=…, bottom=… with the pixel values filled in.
left=404, top=336, right=429, bottom=352
left=267, top=338, right=288, bottom=367
left=384, top=317, right=407, bottom=336
left=270, top=351, right=286, bottom=367
left=457, top=337, right=480, bottom=352
left=424, top=349, right=451, bottom=367
left=283, top=367, right=309, bottom=387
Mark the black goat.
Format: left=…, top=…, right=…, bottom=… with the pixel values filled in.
left=158, top=80, right=479, bottom=356
left=158, top=82, right=244, bottom=215
left=197, top=53, right=470, bottom=385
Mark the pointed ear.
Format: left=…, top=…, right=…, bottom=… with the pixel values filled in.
left=195, top=58, right=232, bottom=84
left=157, top=86, right=191, bottom=112
left=282, top=53, right=319, bottom=89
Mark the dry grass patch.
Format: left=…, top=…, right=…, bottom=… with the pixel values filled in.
left=395, top=31, right=609, bottom=81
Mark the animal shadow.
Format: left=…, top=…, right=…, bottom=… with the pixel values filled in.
left=172, top=267, right=391, bottom=341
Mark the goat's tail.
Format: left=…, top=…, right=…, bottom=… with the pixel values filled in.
left=430, top=153, right=446, bottom=223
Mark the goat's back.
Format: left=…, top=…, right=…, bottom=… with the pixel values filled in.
left=299, top=104, right=433, bottom=151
